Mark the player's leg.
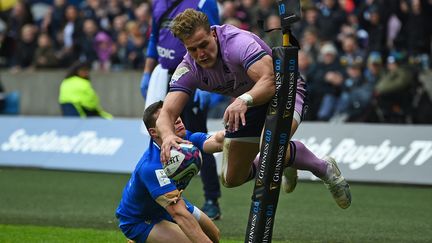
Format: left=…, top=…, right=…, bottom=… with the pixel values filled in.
left=281, top=77, right=351, bottom=208
left=196, top=207, right=220, bottom=243
left=221, top=103, right=268, bottom=187
left=282, top=75, right=320, bottom=193
left=285, top=140, right=351, bottom=208
left=118, top=218, right=189, bottom=243
left=281, top=75, right=306, bottom=193
left=147, top=220, right=191, bottom=243
left=281, top=118, right=300, bottom=193
left=221, top=139, right=260, bottom=187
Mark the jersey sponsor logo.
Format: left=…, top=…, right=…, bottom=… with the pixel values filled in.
left=171, top=67, right=190, bottom=83
left=155, top=169, right=171, bottom=187
left=157, top=46, right=176, bottom=60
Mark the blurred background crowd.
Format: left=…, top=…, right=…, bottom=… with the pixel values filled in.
left=0, top=0, right=431, bottom=124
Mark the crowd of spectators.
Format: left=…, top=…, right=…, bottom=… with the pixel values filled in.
left=0, top=0, right=150, bottom=71
left=0, top=0, right=431, bottom=123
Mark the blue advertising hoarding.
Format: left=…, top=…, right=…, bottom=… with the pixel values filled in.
left=0, top=116, right=150, bottom=173
left=1, top=117, right=432, bottom=185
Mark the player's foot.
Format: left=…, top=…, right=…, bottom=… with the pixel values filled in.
left=322, top=156, right=351, bottom=209
left=281, top=167, right=298, bottom=193
left=201, top=199, right=221, bottom=220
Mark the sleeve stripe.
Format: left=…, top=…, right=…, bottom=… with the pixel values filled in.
left=168, top=87, right=193, bottom=96
left=244, top=51, right=268, bottom=70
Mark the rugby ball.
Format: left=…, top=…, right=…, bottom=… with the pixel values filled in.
left=163, top=143, right=202, bottom=189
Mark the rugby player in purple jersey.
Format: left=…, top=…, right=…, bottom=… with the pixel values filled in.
left=157, top=9, right=351, bottom=209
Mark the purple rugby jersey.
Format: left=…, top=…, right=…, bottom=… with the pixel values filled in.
left=169, top=24, right=306, bottom=115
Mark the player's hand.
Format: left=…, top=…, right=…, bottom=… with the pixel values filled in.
left=160, top=134, right=190, bottom=163
left=223, top=98, right=248, bottom=133
left=140, top=72, right=151, bottom=99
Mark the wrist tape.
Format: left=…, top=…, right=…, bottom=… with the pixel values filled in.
left=237, top=93, right=253, bottom=107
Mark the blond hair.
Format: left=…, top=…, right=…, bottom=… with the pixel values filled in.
left=171, top=8, right=210, bottom=42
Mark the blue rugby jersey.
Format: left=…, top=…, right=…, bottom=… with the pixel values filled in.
left=115, top=131, right=209, bottom=225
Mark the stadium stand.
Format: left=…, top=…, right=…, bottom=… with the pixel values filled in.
left=0, top=0, right=430, bottom=123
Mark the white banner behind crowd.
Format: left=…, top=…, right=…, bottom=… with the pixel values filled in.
left=1, top=117, right=431, bottom=185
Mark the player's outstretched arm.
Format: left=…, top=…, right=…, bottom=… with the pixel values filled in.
left=202, top=130, right=225, bottom=153
left=157, top=91, right=191, bottom=163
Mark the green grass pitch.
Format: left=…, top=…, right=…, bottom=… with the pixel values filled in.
left=0, top=167, right=431, bottom=242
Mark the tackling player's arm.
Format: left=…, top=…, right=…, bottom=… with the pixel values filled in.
left=155, top=190, right=215, bottom=243
left=202, top=130, right=225, bottom=153
left=188, top=130, right=225, bottom=154
left=156, top=91, right=190, bottom=163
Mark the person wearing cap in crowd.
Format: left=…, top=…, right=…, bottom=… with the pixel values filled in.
left=364, top=52, right=384, bottom=87
left=339, top=59, right=375, bottom=122
left=313, top=42, right=345, bottom=121
left=316, top=58, right=371, bottom=122
left=373, top=51, right=415, bottom=122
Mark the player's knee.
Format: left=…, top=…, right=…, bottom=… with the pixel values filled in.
left=220, top=171, right=235, bottom=188
left=221, top=179, right=238, bottom=188
left=220, top=138, right=251, bottom=187
left=220, top=172, right=243, bottom=188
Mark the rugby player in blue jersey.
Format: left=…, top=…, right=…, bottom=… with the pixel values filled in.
left=116, top=101, right=223, bottom=243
